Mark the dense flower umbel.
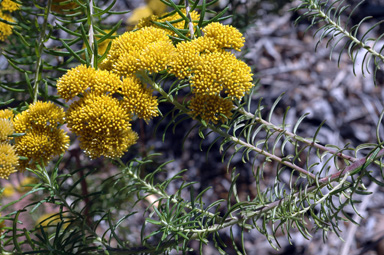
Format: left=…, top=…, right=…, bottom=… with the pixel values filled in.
left=66, top=93, right=138, bottom=159
left=0, top=109, right=14, bottom=142
left=121, top=76, right=159, bottom=121
left=100, top=26, right=174, bottom=76
left=1, top=0, right=20, bottom=12
left=13, top=101, right=69, bottom=169
left=0, top=118, right=13, bottom=142
left=0, top=109, right=13, bottom=119
left=191, top=51, right=253, bottom=99
left=0, top=11, right=14, bottom=41
left=202, top=22, right=245, bottom=51
left=57, top=65, right=97, bottom=101
left=0, top=143, right=19, bottom=179
left=189, top=94, right=233, bottom=124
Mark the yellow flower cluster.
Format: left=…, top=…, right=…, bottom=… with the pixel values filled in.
left=13, top=101, right=69, bottom=169
left=57, top=66, right=158, bottom=158
left=0, top=143, right=18, bottom=179
left=0, top=109, right=18, bottom=179
left=100, top=26, right=175, bottom=76
left=1, top=0, right=20, bottom=12
left=168, top=22, right=252, bottom=124
left=189, top=95, right=233, bottom=124
left=0, top=11, right=14, bottom=41
left=0, top=0, right=20, bottom=41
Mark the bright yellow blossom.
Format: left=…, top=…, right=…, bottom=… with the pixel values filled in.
left=120, top=76, right=159, bottom=121
left=100, top=26, right=172, bottom=76
left=202, top=22, right=245, bottom=51
left=191, top=51, right=253, bottom=99
left=13, top=101, right=65, bottom=134
left=0, top=118, right=13, bottom=142
left=0, top=143, right=18, bottom=179
left=1, top=0, right=20, bottom=12
left=13, top=101, right=65, bottom=132
left=66, top=93, right=137, bottom=159
left=57, top=65, right=97, bottom=101
left=140, top=40, right=175, bottom=73
left=170, top=36, right=218, bottom=79
left=13, top=102, right=69, bottom=169
left=0, top=109, right=13, bottom=119
left=79, top=127, right=138, bottom=159
left=189, top=94, right=233, bottom=124
left=0, top=11, right=14, bottom=41
left=14, top=127, right=69, bottom=169
left=92, top=69, right=122, bottom=95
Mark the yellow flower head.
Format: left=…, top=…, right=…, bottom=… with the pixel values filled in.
left=79, top=127, right=138, bottom=159
left=202, top=22, right=245, bottom=51
left=0, top=11, right=14, bottom=41
left=92, top=69, right=122, bottom=95
left=191, top=51, right=253, bottom=99
left=14, top=127, right=69, bottom=169
left=170, top=36, right=219, bottom=79
left=13, top=101, right=65, bottom=133
left=66, top=93, right=137, bottom=159
left=100, top=26, right=172, bottom=76
left=140, top=40, right=175, bottom=73
left=189, top=94, right=233, bottom=124
left=66, top=93, right=131, bottom=136
left=57, top=64, right=97, bottom=101
left=0, top=118, right=13, bottom=142
left=1, top=0, right=20, bottom=12
left=120, top=76, right=159, bottom=121
left=0, top=109, right=13, bottom=119
left=13, top=102, right=69, bottom=169
left=0, top=143, right=19, bottom=179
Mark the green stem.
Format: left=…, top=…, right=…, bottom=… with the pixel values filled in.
left=32, top=0, right=52, bottom=103
left=308, top=0, right=384, bottom=64
left=236, top=107, right=358, bottom=163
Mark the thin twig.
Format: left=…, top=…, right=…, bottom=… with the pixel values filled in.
left=32, top=0, right=52, bottom=102
left=184, top=0, right=195, bottom=39
left=237, top=107, right=358, bottom=163
left=88, top=0, right=95, bottom=67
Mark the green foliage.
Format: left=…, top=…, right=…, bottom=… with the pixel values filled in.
left=1, top=0, right=384, bottom=254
